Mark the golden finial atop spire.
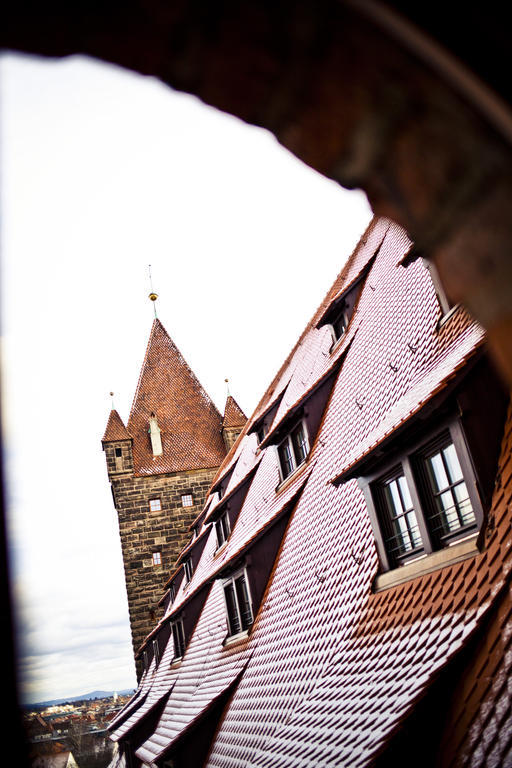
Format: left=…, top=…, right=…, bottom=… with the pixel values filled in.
left=148, top=264, right=158, bottom=318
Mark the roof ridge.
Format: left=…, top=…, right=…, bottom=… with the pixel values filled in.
left=208, top=216, right=383, bottom=486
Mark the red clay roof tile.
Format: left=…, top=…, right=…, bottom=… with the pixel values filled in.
left=127, top=319, right=227, bottom=476
left=114, top=216, right=511, bottom=767
left=222, top=395, right=247, bottom=429
left=101, top=409, right=131, bottom=442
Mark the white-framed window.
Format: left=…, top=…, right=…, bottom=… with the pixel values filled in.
left=278, top=420, right=310, bottom=480
left=360, top=423, right=483, bottom=573
left=171, top=619, right=186, bottom=660
left=181, top=494, right=194, bottom=507
left=215, top=510, right=230, bottom=548
left=149, top=498, right=162, bottom=512
left=223, top=569, right=253, bottom=637
left=152, top=552, right=162, bottom=566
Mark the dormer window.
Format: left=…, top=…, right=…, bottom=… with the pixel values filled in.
left=215, top=510, right=230, bottom=549
left=278, top=421, right=309, bottom=480
left=149, top=412, right=163, bottom=456
left=183, top=558, right=194, bottom=584
left=331, top=302, right=350, bottom=341
left=317, top=270, right=369, bottom=346
left=171, top=619, right=186, bottom=660
left=152, top=639, right=160, bottom=667
left=223, top=569, right=253, bottom=637
left=257, top=425, right=267, bottom=445
left=359, top=423, right=483, bottom=573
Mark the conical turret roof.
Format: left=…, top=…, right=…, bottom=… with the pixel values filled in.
left=128, top=319, right=227, bottom=476
left=102, top=409, right=131, bottom=443
left=222, top=395, right=247, bottom=429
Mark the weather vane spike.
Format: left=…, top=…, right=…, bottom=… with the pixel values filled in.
left=148, top=264, right=158, bottom=318
left=225, top=378, right=230, bottom=396
left=110, top=391, right=115, bottom=410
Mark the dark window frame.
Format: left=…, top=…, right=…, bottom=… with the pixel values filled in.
left=223, top=568, right=254, bottom=637
left=152, top=638, right=160, bottom=667
left=358, top=419, right=484, bottom=572
left=171, top=618, right=186, bottom=661
left=183, top=557, right=194, bottom=584
left=215, top=510, right=231, bottom=549
left=277, top=419, right=310, bottom=481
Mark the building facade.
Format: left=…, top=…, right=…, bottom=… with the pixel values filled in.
left=102, top=319, right=246, bottom=678
left=108, top=218, right=511, bottom=767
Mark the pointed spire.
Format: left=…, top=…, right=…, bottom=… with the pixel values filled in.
left=128, top=319, right=227, bottom=475
left=102, top=409, right=131, bottom=443
left=148, top=264, right=158, bottom=319
left=222, top=394, right=247, bottom=430
left=221, top=393, right=247, bottom=453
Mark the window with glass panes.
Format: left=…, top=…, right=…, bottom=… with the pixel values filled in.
left=361, top=424, right=483, bottom=572
left=223, top=570, right=253, bottom=636
left=171, top=619, right=186, bottom=659
left=215, top=511, right=230, bottom=548
left=183, top=558, right=194, bottom=583
left=377, top=470, right=422, bottom=565
left=421, top=437, right=476, bottom=544
left=278, top=421, right=310, bottom=480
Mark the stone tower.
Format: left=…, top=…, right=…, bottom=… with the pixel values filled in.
left=102, top=318, right=233, bottom=678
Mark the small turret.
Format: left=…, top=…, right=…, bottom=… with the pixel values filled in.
left=101, top=409, right=134, bottom=477
left=222, top=394, right=247, bottom=452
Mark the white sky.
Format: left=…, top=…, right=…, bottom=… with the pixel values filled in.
left=0, top=51, right=372, bottom=704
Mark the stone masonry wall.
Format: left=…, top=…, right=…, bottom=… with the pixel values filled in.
left=222, top=427, right=243, bottom=453
left=110, top=465, right=218, bottom=679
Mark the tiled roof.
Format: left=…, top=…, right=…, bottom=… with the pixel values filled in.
left=101, top=409, right=131, bottom=442
left=127, top=319, right=227, bottom=476
left=222, top=395, right=247, bottom=429
left=112, top=217, right=510, bottom=767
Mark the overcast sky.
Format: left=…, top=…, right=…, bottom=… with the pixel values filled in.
left=1, top=51, right=372, bottom=704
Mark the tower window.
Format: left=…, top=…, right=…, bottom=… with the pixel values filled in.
left=115, top=447, right=122, bottom=457
left=152, top=552, right=162, bottom=566
left=181, top=494, right=194, bottom=507
left=149, top=498, right=162, bottom=512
